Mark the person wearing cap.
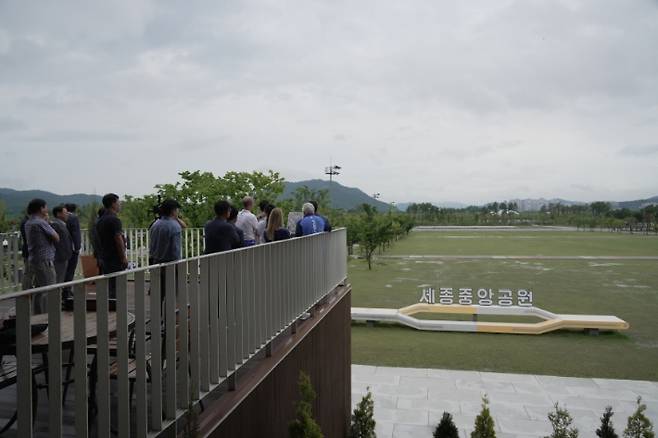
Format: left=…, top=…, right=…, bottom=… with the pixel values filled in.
left=149, top=199, right=183, bottom=264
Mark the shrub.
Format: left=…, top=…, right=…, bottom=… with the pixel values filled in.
left=623, top=397, right=655, bottom=438
left=472, top=395, right=496, bottom=438
left=289, top=371, right=323, bottom=438
left=545, top=403, right=578, bottom=438
left=350, top=388, right=376, bottom=438
left=183, top=401, right=200, bottom=438
left=597, top=406, right=619, bottom=438
left=434, top=412, right=459, bottom=438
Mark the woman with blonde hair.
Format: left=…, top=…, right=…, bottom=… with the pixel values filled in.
left=264, top=208, right=291, bottom=242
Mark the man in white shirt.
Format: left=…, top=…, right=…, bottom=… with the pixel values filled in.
left=236, top=196, right=259, bottom=246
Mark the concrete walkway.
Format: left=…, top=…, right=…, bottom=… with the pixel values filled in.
left=351, top=365, right=658, bottom=438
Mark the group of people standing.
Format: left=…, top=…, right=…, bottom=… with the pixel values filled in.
left=20, top=199, right=81, bottom=312
left=19, top=193, right=332, bottom=305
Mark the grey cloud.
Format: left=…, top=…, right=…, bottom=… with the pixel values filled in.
left=23, top=130, right=139, bottom=143
left=619, top=144, right=658, bottom=156
left=1, top=0, right=657, bottom=202
left=0, top=117, right=26, bottom=132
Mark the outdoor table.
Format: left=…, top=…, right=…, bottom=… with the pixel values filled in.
left=29, top=311, right=136, bottom=351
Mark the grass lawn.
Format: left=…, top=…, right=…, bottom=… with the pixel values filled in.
left=350, top=230, right=658, bottom=381
left=385, top=230, right=658, bottom=256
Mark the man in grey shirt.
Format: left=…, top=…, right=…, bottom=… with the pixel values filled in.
left=22, top=198, right=60, bottom=313
left=50, top=205, right=73, bottom=284
left=149, top=199, right=182, bottom=264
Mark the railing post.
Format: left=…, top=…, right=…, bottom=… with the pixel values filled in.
left=150, top=267, right=163, bottom=432
left=134, top=270, right=148, bottom=438
left=198, top=258, right=210, bottom=391
left=48, top=286, right=63, bottom=437
left=177, top=262, right=190, bottom=409
left=73, top=283, right=88, bottom=438
left=116, top=275, right=131, bottom=437
left=189, top=259, right=200, bottom=401
left=218, top=254, right=228, bottom=379
left=208, top=257, right=219, bottom=384
left=96, top=278, right=111, bottom=438
left=16, top=294, right=33, bottom=438
left=165, top=264, right=177, bottom=420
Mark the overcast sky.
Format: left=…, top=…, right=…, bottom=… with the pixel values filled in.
left=1, top=0, right=657, bottom=205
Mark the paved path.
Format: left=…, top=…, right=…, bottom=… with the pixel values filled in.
left=379, top=254, right=658, bottom=260
left=352, top=365, right=658, bottom=438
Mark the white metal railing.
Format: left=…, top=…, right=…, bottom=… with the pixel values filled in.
left=0, top=232, right=22, bottom=293
left=0, top=228, right=347, bottom=437
left=1, top=228, right=206, bottom=293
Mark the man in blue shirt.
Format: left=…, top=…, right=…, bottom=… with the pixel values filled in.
left=205, top=200, right=241, bottom=254
left=296, top=203, right=326, bottom=236
left=21, top=198, right=60, bottom=312
left=310, top=201, right=332, bottom=232
left=149, top=199, right=183, bottom=264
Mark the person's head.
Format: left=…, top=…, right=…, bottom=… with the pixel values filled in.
left=266, top=208, right=284, bottom=240
left=27, top=198, right=48, bottom=217
left=258, top=200, right=269, bottom=214
left=102, top=193, right=121, bottom=213
left=64, top=203, right=77, bottom=213
left=265, top=204, right=276, bottom=220
left=52, top=205, right=69, bottom=221
left=228, top=206, right=239, bottom=224
left=302, top=202, right=315, bottom=216
left=160, top=199, right=181, bottom=218
left=242, top=196, right=254, bottom=211
left=310, top=201, right=319, bottom=214
left=214, top=200, right=231, bottom=220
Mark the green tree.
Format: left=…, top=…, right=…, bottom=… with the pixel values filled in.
left=350, top=388, right=376, bottom=438
left=289, top=371, right=323, bottom=438
left=0, top=200, right=10, bottom=232
left=591, top=201, right=612, bottom=217
left=284, top=185, right=331, bottom=212
left=121, top=170, right=285, bottom=228
left=472, top=395, right=496, bottom=438
left=434, top=412, right=459, bottom=438
left=545, top=403, right=578, bottom=438
left=120, top=194, right=160, bottom=228
left=597, top=406, right=619, bottom=438
left=623, top=397, right=654, bottom=438
left=358, top=204, right=393, bottom=270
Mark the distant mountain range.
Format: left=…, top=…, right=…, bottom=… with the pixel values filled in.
left=1, top=181, right=394, bottom=217
left=613, top=196, right=658, bottom=210
left=396, top=196, right=658, bottom=212
left=3, top=185, right=656, bottom=217
left=282, top=179, right=394, bottom=211
left=0, top=188, right=101, bottom=216
left=395, top=201, right=468, bottom=211
left=509, top=198, right=586, bottom=212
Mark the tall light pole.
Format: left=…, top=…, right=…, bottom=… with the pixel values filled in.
left=324, top=163, right=341, bottom=184
left=325, top=162, right=341, bottom=206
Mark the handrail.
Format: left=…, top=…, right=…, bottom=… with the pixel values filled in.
left=2, top=227, right=208, bottom=293
left=2, top=228, right=348, bottom=437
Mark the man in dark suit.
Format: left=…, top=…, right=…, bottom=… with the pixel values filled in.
left=204, top=200, right=241, bottom=254
left=63, top=203, right=81, bottom=298
left=50, top=205, right=74, bottom=285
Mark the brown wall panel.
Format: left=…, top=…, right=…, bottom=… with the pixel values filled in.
left=205, top=288, right=352, bottom=438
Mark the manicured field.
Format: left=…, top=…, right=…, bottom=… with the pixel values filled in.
left=350, top=230, right=658, bottom=381
left=385, top=230, right=658, bottom=256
